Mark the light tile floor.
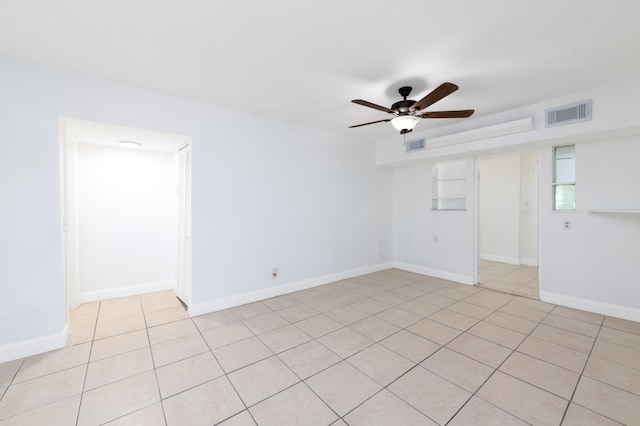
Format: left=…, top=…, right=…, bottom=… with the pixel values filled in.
left=1, top=269, right=639, bottom=425
left=479, top=260, right=539, bottom=299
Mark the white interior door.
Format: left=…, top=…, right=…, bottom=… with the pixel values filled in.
left=176, top=144, right=192, bottom=305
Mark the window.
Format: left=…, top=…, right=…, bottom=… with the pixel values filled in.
left=553, top=145, right=575, bottom=211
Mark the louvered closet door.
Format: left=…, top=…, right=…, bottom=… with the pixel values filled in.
left=176, top=144, right=192, bottom=305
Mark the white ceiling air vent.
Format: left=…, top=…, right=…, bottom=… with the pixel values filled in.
left=545, top=100, right=592, bottom=127
left=405, top=137, right=426, bottom=152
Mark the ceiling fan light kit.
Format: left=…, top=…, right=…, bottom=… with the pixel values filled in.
left=349, top=82, right=474, bottom=135
left=391, top=115, right=419, bottom=131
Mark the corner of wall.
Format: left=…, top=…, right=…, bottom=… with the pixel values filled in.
left=393, top=262, right=474, bottom=285
left=0, top=323, right=69, bottom=364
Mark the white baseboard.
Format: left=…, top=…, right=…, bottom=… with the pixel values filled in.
left=79, top=280, right=175, bottom=304
left=0, top=323, right=69, bottom=364
left=188, top=262, right=394, bottom=317
left=519, top=257, right=538, bottom=267
left=540, top=291, right=640, bottom=323
left=480, top=254, right=520, bottom=265
left=393, top=262, right=474, bottom=285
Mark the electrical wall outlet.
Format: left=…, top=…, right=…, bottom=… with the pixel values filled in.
left=562, top=220, right=572, bottom=230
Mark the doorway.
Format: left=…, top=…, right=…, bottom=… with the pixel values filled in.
left=475, top=151, right=540, bottom=298
left=59, top=118, right=192, bottom=318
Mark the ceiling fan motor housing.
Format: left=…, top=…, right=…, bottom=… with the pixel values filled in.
left=392, top=86, right=416, bottom=114
left=391, top=99, right=416, bottom=114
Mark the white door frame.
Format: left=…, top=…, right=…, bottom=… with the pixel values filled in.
left=473, top=157, right=480, bottom=284
left=59, top=119, right=80, bottom=312
left=473, top=150, right=541, bottom=286
left=59, top=118, right=192, bottom=310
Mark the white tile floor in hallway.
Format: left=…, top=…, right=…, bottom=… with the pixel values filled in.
left=479, top=260, right=539, bottom=299
left=1, top=269, right=640, bottom=425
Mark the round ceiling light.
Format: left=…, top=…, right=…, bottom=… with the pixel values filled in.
left=120, top=140, right=142, bottom=148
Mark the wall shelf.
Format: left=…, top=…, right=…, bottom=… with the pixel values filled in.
left=432, top=161, right=467, bottom=211
left=589, top=209, right=640, bottom=215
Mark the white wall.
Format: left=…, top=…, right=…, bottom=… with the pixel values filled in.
left=0, top=55, right=393, bottom=360
left=540, top=136, right=640, bottom=319
left=2, top=51, right=640, bottom=361
left=393, top=158, right=476, bottom=284
left=479, top=154, right=521, bottom=264
left=385, top=79, right=640, bottom=321
left=77, top=144, right=178, bottom=301
left=193, top=122, right=394, bottom=309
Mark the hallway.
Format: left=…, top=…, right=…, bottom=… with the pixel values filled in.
left=479, top=260, right=539, bottom=299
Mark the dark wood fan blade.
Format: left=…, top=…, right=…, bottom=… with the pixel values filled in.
left=410, top=82, right=459, bottom=112
left=420, top=110, right=475, bottom=118
left=348, top=118, right=392, bottom=128
left=352, top=99, right=395, bottom=114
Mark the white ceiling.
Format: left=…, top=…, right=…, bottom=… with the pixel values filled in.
left=63, top=118, right=189, bottom=152
left=2, top=1, right=640, bottom=140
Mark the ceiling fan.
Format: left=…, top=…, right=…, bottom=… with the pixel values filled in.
left=349, top=82, right=474, bottom=134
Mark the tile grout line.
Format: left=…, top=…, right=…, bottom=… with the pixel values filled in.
left=79, top=296, right=162, bottom=425
left=127, top=288, right=599, bottom=424
left=222, top=294, right=385, bottom=423
left=161, top=276, right=636, bottom=422
left=231, top=281, right=444, bottom=424
left=0, top=358, right=25, bottom=422
left=9, top=270, right=640, bottom=425
left=458, top=301, right=562, bottom=425
left=0, top=302, right=101, bottom=424
left=556, top=314, right=627, bottom=425
left=556, top=313, right=602, bottom=425
left=138, top=302, right=243, bottom=424
left=425, top=292, right=522, bottom=425
left=199, top=305, right=260, bottom=425
left=75, top=294, right=192, bottom=425
left=0, top=358, right=25, bottom=403
left=96, top=278, right=640, bottom=424
left=245, top=308, right=367, bottom=420
left=339, top=284, right=508, bottom=425
left=339, top=281, right=509, bottom=424
left=74, top=298, right=104, bottom=426
left=140, top=295, right=170, bottom=426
